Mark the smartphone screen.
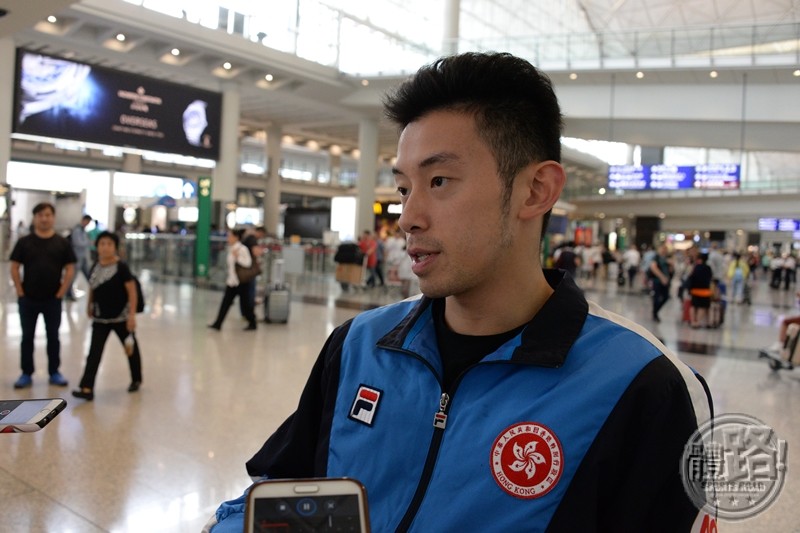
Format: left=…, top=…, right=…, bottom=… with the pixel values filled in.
left=0, top=399, right=52, bottom=424
left=252, top=494, right=363, bottom=532
left=0, top=398, right=66, bottom=432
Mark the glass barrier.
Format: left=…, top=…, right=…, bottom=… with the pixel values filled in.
left=123, top=233, right=337, bottom=287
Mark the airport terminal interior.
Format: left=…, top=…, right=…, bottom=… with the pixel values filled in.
left=1, top=1, right=799, bottom=532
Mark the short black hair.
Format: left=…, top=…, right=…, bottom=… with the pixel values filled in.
left=33, top=202, right=55, bottom=215
left=95, top=231, right=119, bottom=249
left=232, top=228, right=246, bottom=240
left=82, top=214, right=93, bottom=222
left=384, top=52, right=563, bottom=236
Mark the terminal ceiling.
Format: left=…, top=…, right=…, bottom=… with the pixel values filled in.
left=2, top=0, right=799, bottom=231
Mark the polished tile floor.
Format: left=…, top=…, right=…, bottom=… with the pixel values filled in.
left=1, top=263, right=798, bottom=532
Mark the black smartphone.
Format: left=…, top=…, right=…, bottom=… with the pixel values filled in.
left=0, top=398, right=67, bottom=433
left=245, top=477, right=370, bottom=533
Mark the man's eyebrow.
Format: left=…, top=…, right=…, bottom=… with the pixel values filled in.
left=392, top=152, right=462, bottom=176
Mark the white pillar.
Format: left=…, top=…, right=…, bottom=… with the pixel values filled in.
left=106, top=172, right=116, bottom=231
left=213, top=83, right=240, bottom=203
left=0, top=38, right=14, bottom=186
left=442, top=0, right=460, bottom=56
left=356, top=118, right=379, bottom=235
left=329, top=153, right=342, bottom=187
left=0, top=38, right=14, bottom=257
left=264, top=124, right=282, bottom=235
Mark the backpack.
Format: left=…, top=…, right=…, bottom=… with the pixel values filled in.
left=132, top=275, right=145, bottom=313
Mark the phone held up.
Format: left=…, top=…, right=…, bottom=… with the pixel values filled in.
left=0, top=398, right=67, bottom=433
left=245, top=477, right=370, bottom=533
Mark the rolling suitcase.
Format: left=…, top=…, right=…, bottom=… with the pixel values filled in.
left=682, top=298, right=692, bottom=323
left=264, top=258, right=290, bottom=323
left=264, top=283, right=290, bottom=323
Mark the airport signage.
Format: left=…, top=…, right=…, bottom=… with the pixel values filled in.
left=608, top=163, right=740, bottom=190
left=13, top=49, right=222, bottom=160
left=758, top=218, right=800, bottom=232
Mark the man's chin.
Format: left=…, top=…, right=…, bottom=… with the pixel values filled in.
left=418, top=280, right=448, bottom=300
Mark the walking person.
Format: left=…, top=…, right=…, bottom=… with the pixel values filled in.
left=554, top=242, right=580, bottom=278
left=769, top=253, right=784, bottom=289
left=649, top=244, right=673, bottom=323
left=240, top=226, right=265, bottom=319
left=621, top=244, right=641, bottom=290
left=726, top=252, right=750, bottom=304
left=66, top=214, right=93, bottom=300
left=358, top=230, right=380, bottom=288
left=374, top=234, right=386, bottom=287
left=9, top=202, right=76, bottom=389
left=783, top=253, right=796, bottom=291
left=208, top=229, right=257, bottom=331
left=72, top=232, right=143, bottom=401
left=687, top=252, right=713, bottom=328
left=87, top=219, right=103, bottom=261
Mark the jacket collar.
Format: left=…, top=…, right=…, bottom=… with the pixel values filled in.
left=377, top=270, right=588, bottom=368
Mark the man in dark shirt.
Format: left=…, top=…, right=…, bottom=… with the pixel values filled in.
left=9, top=202, right=77, bottom=389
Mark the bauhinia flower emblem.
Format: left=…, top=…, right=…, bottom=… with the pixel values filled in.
left=509, top=440, right=546, bottom=479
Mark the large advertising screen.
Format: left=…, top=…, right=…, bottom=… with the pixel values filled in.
left=12, top=49, right=221, bottom=160
left=608, top=163, right=740, bottom=191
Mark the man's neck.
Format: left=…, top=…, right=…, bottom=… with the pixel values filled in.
left=443, top=269, right=554, bottom=336
left=34, top=228, right=55, bottom=238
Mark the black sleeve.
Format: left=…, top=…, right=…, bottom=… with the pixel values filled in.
left=245, top=320, right=353, bottom=479
left=9, top=237, right=26, bottom=263
left=117, top=262, right=134, bottom=282
left=63, top=236, right=77, bottom=264
left=547, top=356, right=706, bottom=533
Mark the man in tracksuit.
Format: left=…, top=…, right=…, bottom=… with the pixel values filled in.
left=207, top=52, right=716, bottom=532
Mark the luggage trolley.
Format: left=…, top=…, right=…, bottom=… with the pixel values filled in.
left=758, top=323, right=799, bottom=371
left=334, top=242, right=367, bottom=291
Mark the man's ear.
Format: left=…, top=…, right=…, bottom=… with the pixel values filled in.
left=518, top=161, right=566, bottom=221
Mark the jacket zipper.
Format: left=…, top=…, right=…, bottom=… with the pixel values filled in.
left=394, top=391, right=451, bottom=532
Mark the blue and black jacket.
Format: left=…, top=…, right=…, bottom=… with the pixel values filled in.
left=211, top=271, right=714, bottom=532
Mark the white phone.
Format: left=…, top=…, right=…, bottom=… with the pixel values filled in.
left=0, top=398, right=67, bottom=433
left=245, top=477, right=370, bottom=533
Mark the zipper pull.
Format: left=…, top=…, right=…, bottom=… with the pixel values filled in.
left=432, top=393, right=449, bottom=429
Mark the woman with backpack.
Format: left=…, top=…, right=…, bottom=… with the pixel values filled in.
left=72, top=231, right=142, bottom=401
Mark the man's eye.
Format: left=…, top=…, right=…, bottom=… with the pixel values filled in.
left=431, top=176, right=446, bottom=187
left=397, top=187, right=409, bottom=197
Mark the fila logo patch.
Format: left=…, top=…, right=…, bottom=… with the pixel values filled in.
left=490, top=422, right=564, bottom=499
left=348, top=385, right=383, bottom=427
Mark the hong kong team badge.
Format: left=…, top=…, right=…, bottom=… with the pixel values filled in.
left=491, top=422, right=564, bottom=499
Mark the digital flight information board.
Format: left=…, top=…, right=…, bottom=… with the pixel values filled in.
left=608, top=164, right=740, bottom=191
left=758, top=218, right=800, bottom=232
